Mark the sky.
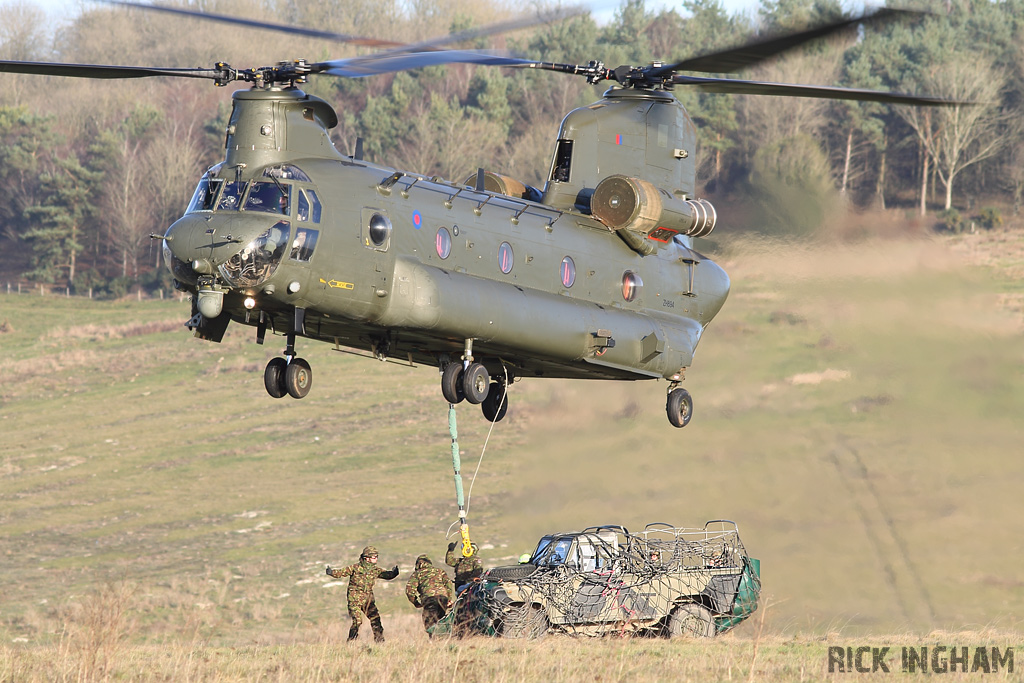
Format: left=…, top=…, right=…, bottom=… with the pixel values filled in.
left=26, top=0, right=770, bottom=30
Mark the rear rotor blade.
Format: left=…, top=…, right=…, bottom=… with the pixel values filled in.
left=659, top=8, right=914, bottom=75
left=674, top=73, right=967, bottom=106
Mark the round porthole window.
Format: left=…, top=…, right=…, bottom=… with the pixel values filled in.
left=498, top=242, right=514, bottom=274
left=560, top=256, right=576, bottom=288
left=622, top=271, right=642, bottom=302
left=368, top=213, right=391, bottom=246
left=436, top=227, right=452, bottom=259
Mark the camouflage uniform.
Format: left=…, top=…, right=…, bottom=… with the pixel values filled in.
left=327, top=545, right=400, bottom=642
left=445, top=542, right=483, bottom=592
left=405, top=555, right=455, bottom=634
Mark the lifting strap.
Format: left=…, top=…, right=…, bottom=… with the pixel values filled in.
left=448, top=404, right=474, bottom=557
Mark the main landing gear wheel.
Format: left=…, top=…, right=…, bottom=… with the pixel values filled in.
left=462, top=363, right=490, bottom=404
left=666, top=388, right=693, bottom=428
left=284, top=357, right=312, bottom=399
left=481, top=381, right=508, bottom=422
left=441, top=363, right=465, bottom=404
left=264, top=357, right=288, bottom=399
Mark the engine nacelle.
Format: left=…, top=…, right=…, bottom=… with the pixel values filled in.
left=591, top=174, right=717, bottom=240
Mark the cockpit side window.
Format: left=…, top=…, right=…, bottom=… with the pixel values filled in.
left=245, top=182, right=289, bottom=215
left=290, top=228, right=319, bottom=262
left=297, top=189, right=322, bottom=223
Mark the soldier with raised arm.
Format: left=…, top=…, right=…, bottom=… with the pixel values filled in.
left=327, top=545, right=399, bottom=642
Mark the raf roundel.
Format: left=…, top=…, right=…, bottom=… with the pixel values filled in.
left=412, top=210, right=422, bottom=229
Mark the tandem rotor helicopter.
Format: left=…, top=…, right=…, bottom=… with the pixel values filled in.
left=1, top=2, right=960, bottom=427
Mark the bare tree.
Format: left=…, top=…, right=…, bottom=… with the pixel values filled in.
left=897, top=57, right=1008, bottom=212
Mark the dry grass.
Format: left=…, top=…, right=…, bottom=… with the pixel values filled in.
left=1, top=230, right=1023, bottom=679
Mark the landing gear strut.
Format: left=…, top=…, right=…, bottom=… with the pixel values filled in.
left=440, top=339, right=511, bottom=422
left=263, top=309, right=313, bottom=399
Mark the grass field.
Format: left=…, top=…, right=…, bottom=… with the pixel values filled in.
left=1, top=230, right=1022, bottom=680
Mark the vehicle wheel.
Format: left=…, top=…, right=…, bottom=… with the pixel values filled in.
left=666, top=388, right=693, bottom=428
left=480, top=382, right=507, bottom=422
left=264, top=357, right=288, bottom=399
left=462, top=363, right=490, bottom=404
left=502, top=604, right=547, bottom=639
left=667, top=603, right=715, bottom=638
left=284, top=357, right=312, bottom=399
left=441, top=363, right=465, bottom=404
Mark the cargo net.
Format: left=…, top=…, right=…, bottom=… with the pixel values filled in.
left=433, top=521, right=761, bottom=639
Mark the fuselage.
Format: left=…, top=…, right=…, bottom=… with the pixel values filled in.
left=164, top=86, right=730, bottom=383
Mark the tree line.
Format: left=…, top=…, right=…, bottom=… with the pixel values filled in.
left=0, top=0, right=1019, bottom=292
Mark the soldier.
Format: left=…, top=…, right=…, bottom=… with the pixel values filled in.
left=326, top=545, right=400, bottom=642
left=405, top=554, right=455, bottom=635
left=445, top=541, right=483, bottom=592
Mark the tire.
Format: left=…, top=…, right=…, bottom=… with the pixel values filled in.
left=462, top=363, right=490, bottom=404
left=264, top=357, right=288, bottom=399
left=666, top=388, right=693, bottom=428
left=501, top=604, right=547, bottom=639
left=441, top=363, right=465, bottom=404
left=480, top=382, right=508, bottom=422
left=667, top=603, right=715, bottom=639
left=284, top=357, right=312, bottom=399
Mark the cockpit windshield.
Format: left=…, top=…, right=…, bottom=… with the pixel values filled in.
left=218, top=181, right=245, bottom=211
left=245, top=182, right=289, bottom=215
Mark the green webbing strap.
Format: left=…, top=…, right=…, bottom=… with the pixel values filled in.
left=449, top=404, right=473, bottom=557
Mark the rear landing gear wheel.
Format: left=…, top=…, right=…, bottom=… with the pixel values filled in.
left=441, top=363, right=465, bottom=404
left=666, top=388, right=693, bottom=428
left=462, top=363, right=490, bottom=404
left=481, top=381, right=508, bottom=422
left=284, top=357, right=312, bottom=399
left=264, top=357, right=288, bottom=399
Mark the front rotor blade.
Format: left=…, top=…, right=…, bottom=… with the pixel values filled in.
left=673, top=74, right=967, bottom=107
left=660, top=8, right=913, bottom=75
left=102, top=1, right=405, bottom=47
left=0, top=59, right=227, bottom=81
left=318, top=50, right=534, bottom=78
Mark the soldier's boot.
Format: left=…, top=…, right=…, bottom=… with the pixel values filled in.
left=371, top=617, right=385, bottom=643
left=347, top=624, right=360, bottom=642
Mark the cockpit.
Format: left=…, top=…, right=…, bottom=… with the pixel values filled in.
left=168, top=163, right=323, bottom=289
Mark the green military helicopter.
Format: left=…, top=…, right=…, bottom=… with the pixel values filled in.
left=1, top=4, right=959, bottom=427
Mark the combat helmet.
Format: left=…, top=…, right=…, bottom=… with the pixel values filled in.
left=415, top=554, right=432, bottom=568
left=361, top=545, right=378, bottom=559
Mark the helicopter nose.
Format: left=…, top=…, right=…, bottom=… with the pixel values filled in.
left=164, top=212, right=276, bottom=270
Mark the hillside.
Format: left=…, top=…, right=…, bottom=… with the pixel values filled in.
left=1, top=229, right=1022, bottom=678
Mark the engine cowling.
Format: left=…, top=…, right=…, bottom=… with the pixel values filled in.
left=591, top=175, right=716, bottom=239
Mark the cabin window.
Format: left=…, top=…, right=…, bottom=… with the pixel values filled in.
left=622, top=271, right=642, bottom=302
left=551, top=139, right=573, bottom=182
left=436, top=227, right=452, bottom=259
left=290, top=228, right=319, bottom=262
left=368, top=213, right=392, bottom=248
left=297, top=189, right=322, bottom=223
left=218, top=221, right=290, bottom=287
left=560, top=256, right=576, bottom=288
left=497, top=242, right=514, bottom=274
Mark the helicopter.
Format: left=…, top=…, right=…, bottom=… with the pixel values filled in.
left=1, top=3, right=961, bottom=427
